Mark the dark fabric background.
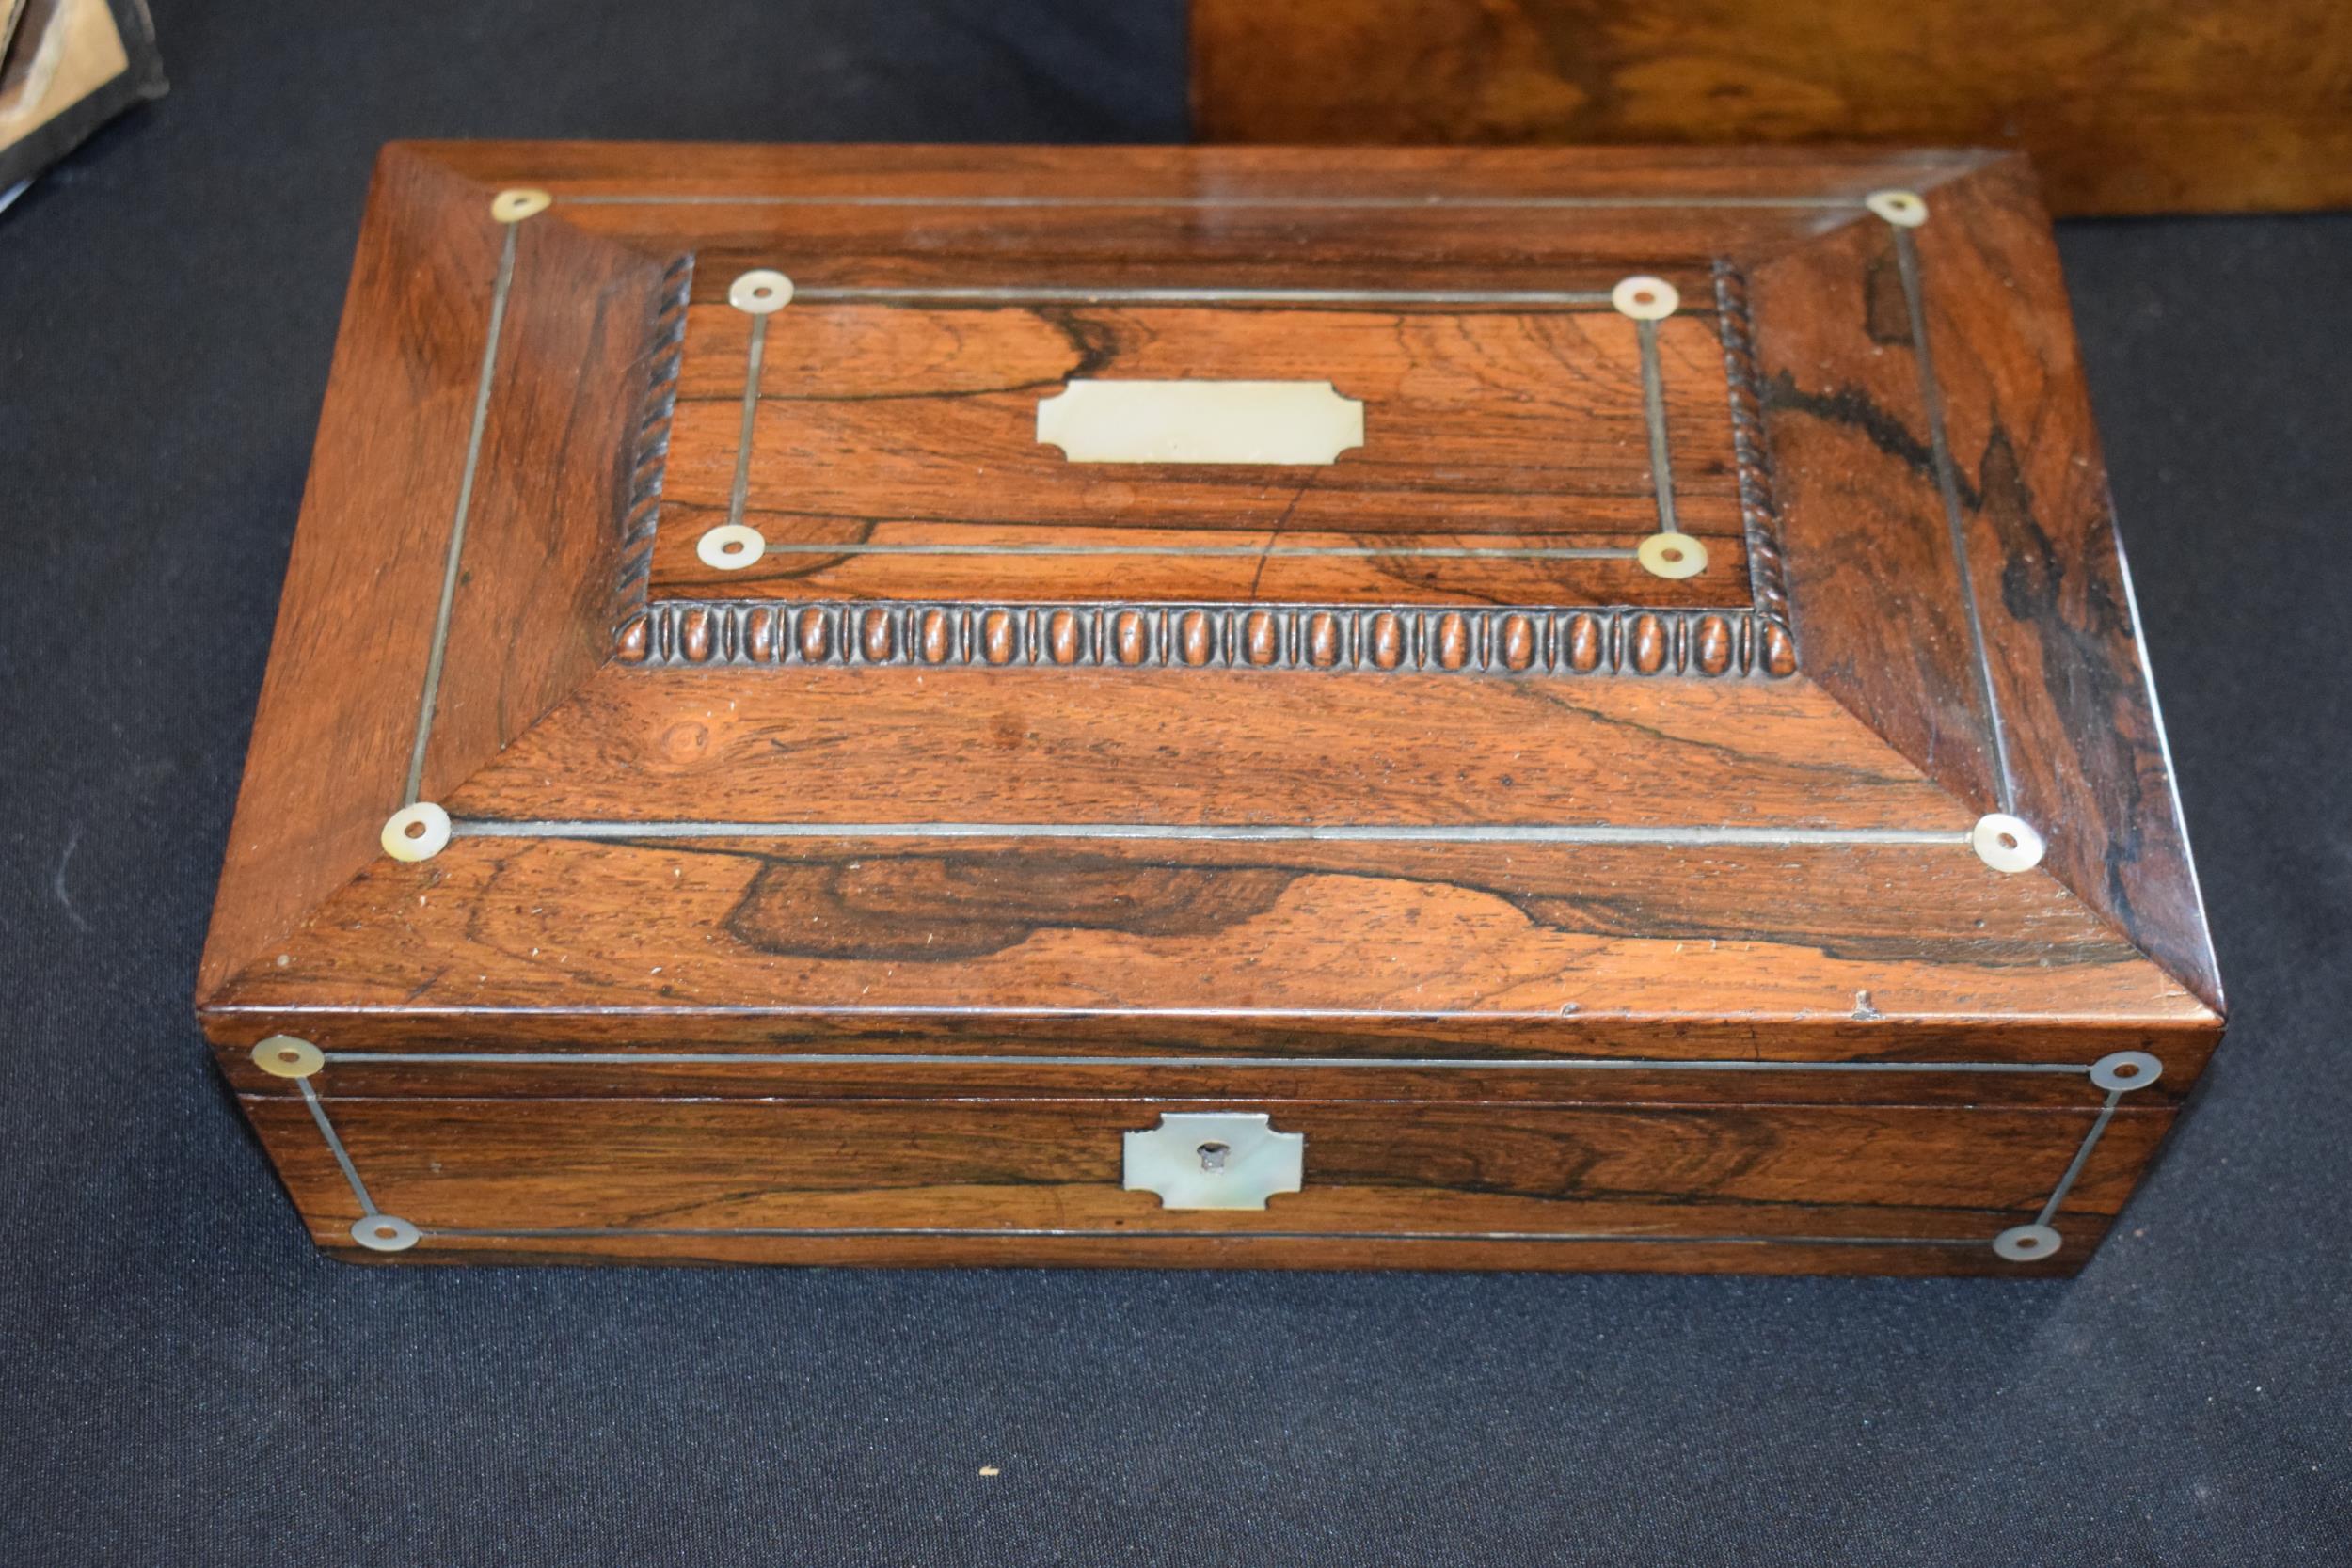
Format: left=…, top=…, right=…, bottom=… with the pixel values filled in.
left=3, top=4, right=2345, bottom=1562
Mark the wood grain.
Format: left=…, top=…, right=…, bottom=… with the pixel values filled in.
left=1747, top=203, right=2004, bottom=810
left=1899, top=160, right=2224, bottom=1011
left=420, top=140, right=1993, bottom=288
left=212, top=832, right=2212, bottom=1045
left=215, top=1051, right=2161, bottom=1109
left=209, top=1004, right=2216, bottom=1077
left=246, top=1093, right=2168, bottom=1275
left=1190, top=0, right=2352, bottom=216
left=1749, top=157, right=2222, bottom=1008
left=649, top=301, right=1745, bottom=606
left=199, top=143, right=2224, bottom=1275
left=443, top=668, right=1963, bottom=831
left=197, top=146, right=506, bottom=1000
left=198, top=148, right=674, bottom=998
left=418, top=197, right=672, bottom=805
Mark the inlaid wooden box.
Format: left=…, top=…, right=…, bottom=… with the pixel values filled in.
left=199, top=142, right=2222, bottom=1275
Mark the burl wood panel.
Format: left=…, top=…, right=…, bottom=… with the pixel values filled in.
left=649, top=301, right=1746, bottom=607
left=1190, top=0, right=2352, bottom=216
left=245, top=1094, right=2168, bottom=1275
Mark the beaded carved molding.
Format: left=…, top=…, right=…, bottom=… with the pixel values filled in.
left=616, top=248, right=1798, bottom=676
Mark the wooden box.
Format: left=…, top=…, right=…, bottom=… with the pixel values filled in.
left=199, top=142, right=2222, bottom=1275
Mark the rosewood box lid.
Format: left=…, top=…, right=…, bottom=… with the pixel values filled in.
left=199, top=142, right=2221, bottom=1085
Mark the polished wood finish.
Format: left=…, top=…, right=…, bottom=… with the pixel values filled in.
left=652, top=300, right=1746, bottom=606
left=215, top=1052, right=2172, bottom=1109
left=213, top=833, right=2206, bottom=1033
left=1749, top=161, right=2221, bottom=1007
left=437, top=141, right=1987, bottom=285
left=444, top=669, right=1963, bottom=831
left=1190, top=0, right=2352, bottom=216
left=196, top=146, right=674, bottom=1000
left=201, top=144, right=2223, bottom=1275
left=246, top=1094, right=2166, bottom=1276
left=614, top=599, right=1800, bottom=678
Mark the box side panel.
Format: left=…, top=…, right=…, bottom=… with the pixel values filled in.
left=197, top=146, right=502, bottom=997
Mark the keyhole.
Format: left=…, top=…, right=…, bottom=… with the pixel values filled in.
left=1197, top=1141, right=1231, bottom=1173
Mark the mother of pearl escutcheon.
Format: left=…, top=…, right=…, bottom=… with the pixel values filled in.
left=1122, top=1112, right=1307, bottom=1211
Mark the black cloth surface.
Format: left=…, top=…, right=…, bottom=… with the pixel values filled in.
left=3, top=4, right=2346, bottom=1562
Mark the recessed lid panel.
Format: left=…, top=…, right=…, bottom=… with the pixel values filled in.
left=651, top=289, right=1749, bottom=607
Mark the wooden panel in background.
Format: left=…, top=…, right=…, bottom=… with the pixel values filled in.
left=1190, top=0, right=2352, bottom=216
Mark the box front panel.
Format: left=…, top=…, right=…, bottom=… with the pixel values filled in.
left=243, top=1091, right=2166, bottom=1275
